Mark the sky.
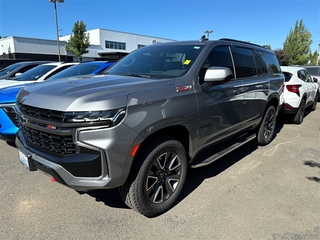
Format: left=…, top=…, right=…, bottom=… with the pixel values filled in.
left=0, top=0, right=319, bottom=52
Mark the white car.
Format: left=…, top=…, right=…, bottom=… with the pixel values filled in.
left=281, top=66, right=319, bottom=124
left=0, top=62, right=78, bottom=89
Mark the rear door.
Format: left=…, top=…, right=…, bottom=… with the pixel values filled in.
left=230, top=46, right=269, bottom=126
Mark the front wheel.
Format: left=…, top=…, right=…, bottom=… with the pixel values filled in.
left=257, top=105, right=276, bottom=146
left=119, top=137, right=188, bottom=217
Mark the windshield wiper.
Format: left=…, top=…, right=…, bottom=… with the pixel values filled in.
left=121, top=73, right=150, bottom=78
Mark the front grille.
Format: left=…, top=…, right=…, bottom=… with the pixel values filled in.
left=16, top=102, right=79, bottom=157
left=22, top=125, right=78, bottom=156
left=17, top=101, right=66, bottom=123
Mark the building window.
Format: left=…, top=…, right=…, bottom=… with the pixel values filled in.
left=105, top=41, right=126, bottom=50
left=138, top=44, right=146, bottom=48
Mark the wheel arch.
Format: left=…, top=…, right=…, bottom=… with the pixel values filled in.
left=133, top=125, right=191, bottom=165
left=267, top=94, right=279, bottom=112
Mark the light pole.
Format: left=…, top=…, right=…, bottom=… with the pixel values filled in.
left=204, top=30, right=213, bottom=39
left=49, top=0, right=64, bottom=62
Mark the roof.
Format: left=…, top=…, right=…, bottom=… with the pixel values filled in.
left=98, top=52, right=129, bottom=61
left=281, top=66, right=306, bottom=72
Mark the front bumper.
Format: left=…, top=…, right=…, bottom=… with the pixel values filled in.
left=15, top=123, right=138, bottom=191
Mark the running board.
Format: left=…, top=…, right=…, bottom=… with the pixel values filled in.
left=190, top=133, right=256, bottom=168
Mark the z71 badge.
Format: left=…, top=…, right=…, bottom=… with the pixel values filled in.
left=176, top=85, right=192, bottom=92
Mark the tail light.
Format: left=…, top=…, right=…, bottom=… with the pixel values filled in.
left=286, top=84, right=301, bottom=96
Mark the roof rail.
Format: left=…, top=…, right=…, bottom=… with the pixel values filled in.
left=219, top=38, right=265, bottom=48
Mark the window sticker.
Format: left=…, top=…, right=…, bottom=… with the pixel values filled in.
left=184, top=60, right=191, bottom=65
left=194, top=46, right=200, bottom=49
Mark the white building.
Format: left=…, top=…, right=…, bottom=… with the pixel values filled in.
left=60, top=28, right=175, bottom=61
left=0, top=28, right=175, bottom=66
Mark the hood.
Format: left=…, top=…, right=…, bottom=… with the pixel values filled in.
left=0, top=84, right=27, bottom=104
left=17, top=74, right=175, bottom=111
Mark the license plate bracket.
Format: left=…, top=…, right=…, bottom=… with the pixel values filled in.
left=18, top=150, right=35, bottom=171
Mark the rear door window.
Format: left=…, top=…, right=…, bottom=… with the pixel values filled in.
left=231, top=47, right=259, bottom=78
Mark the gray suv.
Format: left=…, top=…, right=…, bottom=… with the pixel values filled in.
left=15, top=38, right=284, bottom=217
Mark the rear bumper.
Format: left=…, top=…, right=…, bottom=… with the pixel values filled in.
left=281, top=102, right=299, bottom=114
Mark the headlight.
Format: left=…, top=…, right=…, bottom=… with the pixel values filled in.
left=63, top=108, right=126, bottom=126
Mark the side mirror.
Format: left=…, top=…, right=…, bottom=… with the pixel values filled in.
left=204, top=66, right=233, bottom=82
left=313, top=77, right=318, bottom=83
left=15, top=72, right=22, bottom=77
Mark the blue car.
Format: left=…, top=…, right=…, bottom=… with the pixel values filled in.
left=0, top=61, right=116, bottom=142
left=0, top=84, right=26, bottom=142
left=47, top=61, right=115, bottom=80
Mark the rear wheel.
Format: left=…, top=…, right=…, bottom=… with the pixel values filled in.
left=310, top=93, right=318, bottom=111
left=257, top=105, right=276, bottom=146
left=119, top=137, right=188, bottom=217
left=292, top=99, right=305, bottom=124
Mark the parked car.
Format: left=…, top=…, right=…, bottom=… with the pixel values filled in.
left=47, top=61, right=115, bottom=80
left=301, top=65, right=320, bottom=79
left=0, top=84, right=27, bottom=142
left=0, top=61, right=53, bottom=80
left=0, top=61, right=114, bottom=142
left=280, top=66, right=319, bottom=124
left=300, top=65, right=320, bottom=100
left=0, top=62, right=78, bottom=89
left=16, top=38, right=284, bottom=217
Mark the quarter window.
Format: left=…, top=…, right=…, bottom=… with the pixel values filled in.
left=297, top=70, right=307, bottom=81
left=259, top=51, right=282, bottom=75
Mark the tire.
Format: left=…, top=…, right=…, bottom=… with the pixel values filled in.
left=119, top=137, right=188, bottom=217
left=292, top=99, right=305, bottom=124
left=257, top=105, right=276, bottom=146
left=310, top=93, right=318, bottom=111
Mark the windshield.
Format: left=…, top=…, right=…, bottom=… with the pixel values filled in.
left=107, top=44, right=204, bottom=79
left=0, top=62, right=25, bottom=77
left=48, top=63, right=103, bottom=80
left=14, top=65, right=56, bottom=81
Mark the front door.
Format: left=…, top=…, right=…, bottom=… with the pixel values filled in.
left=195, top=45, right=245, bottom=150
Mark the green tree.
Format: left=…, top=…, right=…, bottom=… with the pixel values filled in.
left=65, top=21, right=90, bottom=62
left=263, top=44, right=272, bottom=50
left=309, top=51, right=318, bottom=65
left=283, top=19, right=312, bottom=65
left=273, top=48, right=290, bottom=66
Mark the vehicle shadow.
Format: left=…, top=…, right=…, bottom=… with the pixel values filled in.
left=6, top=141, right=17, bottom=148
left=84, top=188, right=129, bottom=209
left=304, top=160, right=320, bottom=183
left=176, top=140, right=258, bottom=205
left=176, top=116, right=284, bottom=207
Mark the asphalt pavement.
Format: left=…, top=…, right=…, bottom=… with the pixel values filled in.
left=0, top=107, right=319, bottom=240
